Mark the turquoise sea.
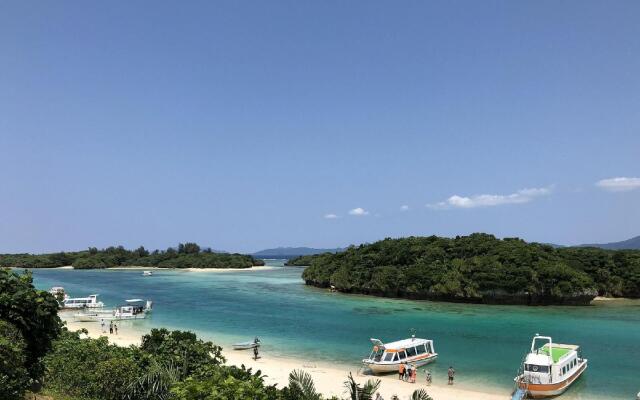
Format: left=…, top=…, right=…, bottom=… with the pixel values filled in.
left=28, top=262, right=640, bottom=400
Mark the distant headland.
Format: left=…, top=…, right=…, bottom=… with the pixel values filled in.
left=0, top=242, right=264, bottom=269
left=298, top=233, right=640, bottom=306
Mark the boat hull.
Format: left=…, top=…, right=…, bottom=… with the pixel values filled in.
left=364, top=353, right=438, bottom=374
left=518, top=361, right=587, bottom=398
left=233, top=342, right=260, bottom=350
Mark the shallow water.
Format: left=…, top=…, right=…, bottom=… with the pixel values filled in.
left=27, top=262, right=640, bottom=399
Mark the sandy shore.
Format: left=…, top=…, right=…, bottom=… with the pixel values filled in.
left=182, top=266, right=277, bottom=273
left=62, top=316, right=505, bottom=400
left=102, top=266, right=277, bottom=272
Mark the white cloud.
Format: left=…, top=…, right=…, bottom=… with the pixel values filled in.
left=348, top=207, right=369, bottom=216
left=427, top=186, right=552, bottom=209
left=400, top=205, right=409, bottom=211
left=595, top=177, right=640, bottom=192
left=323, top=213, right=338, bottom=219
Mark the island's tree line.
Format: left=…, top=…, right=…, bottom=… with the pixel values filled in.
left=0, top=242, right=264, bottom=269
left=297, top=234, right=640, bottom=305
left=0, top=268, right=432, bottom=400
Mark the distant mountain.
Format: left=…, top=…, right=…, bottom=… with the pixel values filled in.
left=579, top=235, right=640, bottom=250
left=252, top=247, right=345, bottom=259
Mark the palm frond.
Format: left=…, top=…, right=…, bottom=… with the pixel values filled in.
left=410, top=388, right=434, bottom=400
left=289, top=369, right=320, bottom=400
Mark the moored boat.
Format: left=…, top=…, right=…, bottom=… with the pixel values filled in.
left=514, top=334, right=587, bottom=398
left=49, top=286, right=69, bottom=302
left=74, top=299, right=153, bottom=321
left=142, top=270, right=153, bottom=276
left=233, top=337, right=261, bottom=350
left=63, top=294, right=104, bottom=309
left=362, top=336, right=437, bottom=374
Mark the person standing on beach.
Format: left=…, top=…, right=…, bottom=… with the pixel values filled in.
left=109, top=321, right=113, bottom=334
left=406, top=363, right=412, bottom=382
left=410, top=364, right=417, bottom=383
left=425, top=370, right=432, bottom=385
left=114, top=323, right=118, bottom=335
left=398, top=362, right=405, bottom=380
left=448, top=366, right=455, bottom=385
left=253, top=344, right=259, bottom=360
left=101, top=319, right=105, bottom=333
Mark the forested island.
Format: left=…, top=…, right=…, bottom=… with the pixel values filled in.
left=299, top=234, right=640, bottom=306
left=0, top=242, right=264, bottom=269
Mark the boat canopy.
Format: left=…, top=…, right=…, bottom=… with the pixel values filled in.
left=370, top=337, right=431, bottom=351
left=125, top=299, right=144, bottom=303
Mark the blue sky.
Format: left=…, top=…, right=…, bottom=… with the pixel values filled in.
left=1, top=1, right=639, bottom=253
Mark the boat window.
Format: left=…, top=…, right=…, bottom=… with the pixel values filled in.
left=393, top=353, right=399, bottom=362
left=406, top=347, right=416, bottom=357
left=524, top=364, right=549, bottom=373
left=416, top=345, right=426, bottom=355
left=426, top=342, right=433, bottom=353
left=384, top=353, right=394, bottom=362
left=399, top=351, right=406, bottom=360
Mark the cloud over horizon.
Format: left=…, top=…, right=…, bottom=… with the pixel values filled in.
left=348, top=207, right=369, bottom=216
left=400, top=205, right=409, bottom=211
left=323, top=213, right=338, bottom=219
left=428, top=187, right=552, bottom=209
left=595, top=177, right=640, bottom=192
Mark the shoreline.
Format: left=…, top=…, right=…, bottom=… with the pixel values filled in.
left=62, top=315, right=506, bottom=400
left=40, top=266, right=280, bottom=272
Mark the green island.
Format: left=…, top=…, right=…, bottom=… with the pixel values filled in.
left=0, top=242, right=264, bottom=270
left=299, top=234, right=640, bottom=305
left=0, top=268, right=434, bottom=400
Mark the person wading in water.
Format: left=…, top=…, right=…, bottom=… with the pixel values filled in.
left=448, top=366, right=456, bottom=385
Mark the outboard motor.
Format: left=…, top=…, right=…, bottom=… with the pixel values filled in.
left=146, top=300, right=153, bottom=311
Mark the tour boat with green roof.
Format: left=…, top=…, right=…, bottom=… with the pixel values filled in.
left=514, top=334, right=587, bottom=398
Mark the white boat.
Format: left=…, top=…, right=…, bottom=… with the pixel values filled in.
left=514, top=334, right=588, bottom=398
left=233, top=337, right=261, bottom=350
left=142, top=271, right=153, bottom=276
left=73, top=299, right=153, bottom=321
left=49, top=286, right=69, bottom=302
left=63, top=294, right=104, bottom=309
left=362, top=336, right=438, bottom=374
left=113, top=299, right=153, bottom=320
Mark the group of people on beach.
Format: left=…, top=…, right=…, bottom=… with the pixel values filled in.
left=100, top=319, right=118, bottom=335
left=397, top=362, right=455, bottom=385
left=370, top=365, right=456, bottom=400
left=397, top=362, right=420, bottom=383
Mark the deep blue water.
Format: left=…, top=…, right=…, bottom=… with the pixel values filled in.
left=26, top=263, right=640, bottom=400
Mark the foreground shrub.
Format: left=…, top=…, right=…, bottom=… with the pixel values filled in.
left=0, top=319, right=29, bottom=399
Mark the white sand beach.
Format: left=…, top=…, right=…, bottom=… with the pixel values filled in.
left=62, top=316, right=505, bottom=400
left=103, top=266, right=277, bottom=272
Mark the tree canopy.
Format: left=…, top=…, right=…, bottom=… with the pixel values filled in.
left=0, top=243, right=265, bottom=270
left=300, top=234, right=640, bottom=305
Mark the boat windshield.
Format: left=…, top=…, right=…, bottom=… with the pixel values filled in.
left=369, top=347, right=384, bottom=361
left=525, top=364, right=550, bottom=373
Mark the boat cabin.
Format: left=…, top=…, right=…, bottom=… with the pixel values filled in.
left=113, top=299, right=153, bottom=319
left=63, top=294, right=104, bottom=309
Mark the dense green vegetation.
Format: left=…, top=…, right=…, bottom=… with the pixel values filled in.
left=0, top=242, right=264, bottom=270
left=0, top=269, right=62, bottom=398
left=285, top=254, right=323, bottom=266
left=301, top=234, right=640, bottom=305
